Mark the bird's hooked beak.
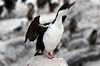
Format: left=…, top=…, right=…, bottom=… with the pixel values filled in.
left=68, top=2, right=75, bottom=9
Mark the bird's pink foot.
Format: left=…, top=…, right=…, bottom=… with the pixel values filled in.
left=43, top=51, right=54, bottom=59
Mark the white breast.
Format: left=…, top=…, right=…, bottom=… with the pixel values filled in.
left=43, top=24, right=64, bottom=52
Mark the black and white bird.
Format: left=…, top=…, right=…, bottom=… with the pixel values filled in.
left=4, top=0, right=17, bottom=13
left=0, top=0, right=5, bottom=18
left=63, top=0, right=69, bottom=4
left=87, top=29, right=98, bottom=51
left=25, top=2, right=75, bottom=59
left=69, top=17, right=77, bottom=37
left=27, top=3, right=34, bottom=21
left=48, top=0, right=59, bottom=12
left=88, top=29, right=98, bottom=46
left=37, top=0, right=47, bottom=9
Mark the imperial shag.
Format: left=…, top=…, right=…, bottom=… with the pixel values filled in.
left=25, top=2, right=75, bottom=59
left=27, top=3, right=34, bottom=21
left=88, top=29, right=98, bottom=45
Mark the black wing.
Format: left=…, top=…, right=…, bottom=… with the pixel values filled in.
left=25, top=15, right=48, bottom=43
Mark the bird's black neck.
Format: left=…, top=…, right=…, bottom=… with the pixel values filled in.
left=52, top=10, right=59, bottom=24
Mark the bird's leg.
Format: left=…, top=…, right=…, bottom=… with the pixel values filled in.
left=43, top=51, right=54, bottom=59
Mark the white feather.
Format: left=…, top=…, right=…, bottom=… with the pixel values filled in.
left=43, top=10, right=65, bottom=52
left=43, top=24, right=64, bottom=52
left=43, top=8, right=68, bottom=53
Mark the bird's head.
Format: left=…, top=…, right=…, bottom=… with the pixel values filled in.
left=28, top=3, right=34, bottom=9
left=58, top=2, right=75, bottom=16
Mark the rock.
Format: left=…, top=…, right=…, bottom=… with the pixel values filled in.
left=62, top=31, right=84, bottom=48
left=25, top=56, right=68, bottom=66
left=0, top=18, right=27, bottom=38
left=4, top=37, right=33, bottom=62
left=67, top=38, right=89, bottom=51
left=0, top=37, right=33, bottom=62
left=55, top=45, right=100, bottom=66
left=0, top=53, right=11, bottom=66
left=70, top=32, right=83, bottom=39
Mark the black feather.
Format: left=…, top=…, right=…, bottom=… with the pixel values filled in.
left=88, top=29, right=98, bottom=45
left=25, top=15, right=48, bottom=43
left=59, top=2, right=75, bottom=11
left=25, top=16, right=40, bottom=43
left=0, top=6, right=3, bottom=15
left=25, top=15, right=49, bottom=54
left=62, top=15, right=67, bottom=23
